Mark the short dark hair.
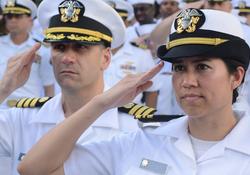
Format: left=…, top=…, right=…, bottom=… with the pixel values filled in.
left=222, top=58, right=246, bottom=104
left=208, top=1, right=224, bottom=6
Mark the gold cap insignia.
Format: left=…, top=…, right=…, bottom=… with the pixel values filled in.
left=175, top=9, right=204, bottom=33
left=238, top=1, right=246, bottom=8
left=6, top=0, right=15, bottom=7
left=59, top=0, right=84, bottom=23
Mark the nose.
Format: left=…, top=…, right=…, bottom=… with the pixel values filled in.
left=61, top=49, right=77, bottom=65
left=181, top=71, right=198, bottom=89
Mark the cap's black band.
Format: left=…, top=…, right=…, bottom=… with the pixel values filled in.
left=3, top=4, right=31, bottom=15
left=44, top=15, right=112, bottom=45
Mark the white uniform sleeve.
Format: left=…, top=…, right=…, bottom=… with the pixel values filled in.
left=0, top=110, right=14, bottom=175
left=39, top=46, right=55, bottom=86
left=64, top=132, right=138, bottom=175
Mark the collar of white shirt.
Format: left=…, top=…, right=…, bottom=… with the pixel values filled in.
left=29, top=90, right=120, bottom=130
left=152, top=110, right=250, bottom=156
left=1, top=34, right=36, bottom=48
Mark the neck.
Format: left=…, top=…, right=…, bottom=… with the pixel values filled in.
left=61, top=81, right=105, bottom=118
left=10, top=32, right=29, bottom=45
left=188, top=105, right=237, bottom=141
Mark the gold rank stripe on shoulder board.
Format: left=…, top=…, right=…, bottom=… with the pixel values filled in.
left=15, top=97, right=52, bottom=108
left=118, top=103, right=184, bottom=122
left=130, top=42, right=148, bottom=50
left=118, top=103, right=156, bottom=119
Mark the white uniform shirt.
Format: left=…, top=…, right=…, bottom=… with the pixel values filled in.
left=0, top=34, right=54, bottom=108
left=241, top=23, right=250, bottom=46
left=155, top=61, right=183, bottom=115
left=238, top=22, right=250, bottom=108
left=0, top=94, right=141, bottom=175
left=125, top=22, right=157, bottom=42
left=105, top=42, right=161, bottom=104
left=65, top=110, right=250, bottom=175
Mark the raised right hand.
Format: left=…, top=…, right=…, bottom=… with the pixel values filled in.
left=0, top=43, right=41, bottom=99
left=99, top=62, right=164, bottom=110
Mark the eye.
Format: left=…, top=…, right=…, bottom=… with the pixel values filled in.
left=52, top=44, right=66, bottom=52
left=196, top=64, right=210, bottom=71
left=74, top=44, right=89, bottom=51
left=172, top=64, right=185, bottom=72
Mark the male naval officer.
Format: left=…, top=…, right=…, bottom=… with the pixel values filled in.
left=0, top=0, right=159, bottom=174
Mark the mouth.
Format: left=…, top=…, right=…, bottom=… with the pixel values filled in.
left=180, top=94, right=203, bottom=102
left=60, top=70, right=78, bottom=75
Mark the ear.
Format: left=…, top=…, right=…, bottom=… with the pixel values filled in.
left=231, top=66, right=245, bottom=90
left=100, top=47, right=111, bottom=71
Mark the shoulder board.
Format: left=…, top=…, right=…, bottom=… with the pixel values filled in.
left=118, top=103, right=184, bottom=122
left=240, top=21, right=247, bottom=26
left=0, top=33, right=7, bottom=37
left=118, top=103, right=157, bottom=118
left=137, top=114, right=184, bottom=123
left=32, top=38, right=50, bottom=48
left=130, top=42, right=148, bottom=50
left=15, top=97, right=52, bottom=108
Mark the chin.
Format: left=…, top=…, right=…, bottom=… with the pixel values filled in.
left=185, top=112, right=204, bottom=119
left=182, top=106, right=205, bottom=118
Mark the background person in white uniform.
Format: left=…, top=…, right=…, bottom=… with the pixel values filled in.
left=232, top=0, right=250, bottom=109
left=0, top=0, right=55, bottom=108
left=0, top=0, right=152, bottom=174
left=18, top=9, right=250, bottom=175
left=103, top=0, right=160, bottom=108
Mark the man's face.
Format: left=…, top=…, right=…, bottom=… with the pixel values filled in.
left=133, top=3, right=155, bottom=24
left=4, top=14, right=32, bottom=34
left=51, top=43, right=111, bottom=92
left=208, top=0, right=232, bottom=13
left=219, top=0, right=232, bottom=12
left=159, top=0, right=179, bottom=18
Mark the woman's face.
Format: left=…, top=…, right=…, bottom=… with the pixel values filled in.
left=172, top=57, right=242, bottom=118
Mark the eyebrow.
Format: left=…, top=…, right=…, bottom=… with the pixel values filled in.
left=173, top=57, right=212, bottom=64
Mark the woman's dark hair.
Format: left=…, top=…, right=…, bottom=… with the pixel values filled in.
left=222, top=58, right=246, bottom=104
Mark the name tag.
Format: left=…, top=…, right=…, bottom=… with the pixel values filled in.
left=140, top=158, right=169, bottom=175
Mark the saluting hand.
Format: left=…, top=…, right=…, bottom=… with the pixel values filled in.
left=0, top=43, right=41, bottom=103
left=100, top=62, right=164, bottom=110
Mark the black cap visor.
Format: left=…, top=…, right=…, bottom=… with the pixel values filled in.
left=157, top=39, right=250, bottom=70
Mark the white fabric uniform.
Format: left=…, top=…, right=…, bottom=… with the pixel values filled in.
left=241, top=23, right=250, bottom=46
left=239, top=22, right=250, bottom=108
left=125, top=22, right=157, bottom=43
left=0, top=94, right=141, bottom=175
left=64, top=110, right=250, bottom=175
left=104, top=42, right=160, bottom=104
left=155, top=61, right=183, bottom=115
left=0, top=34, right=54, bottom=108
